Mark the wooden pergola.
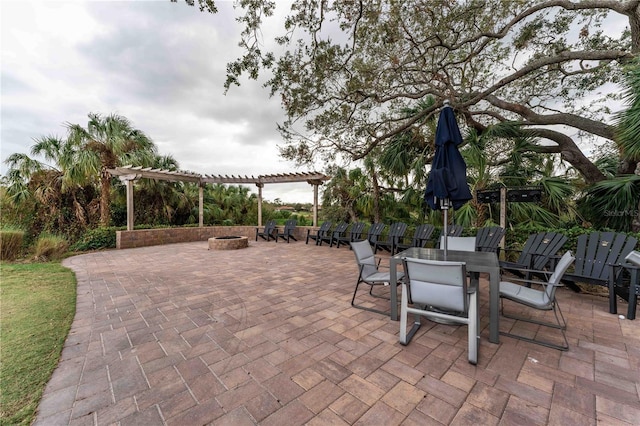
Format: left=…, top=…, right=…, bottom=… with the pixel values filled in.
left=107, top=166, right=330, bottom=231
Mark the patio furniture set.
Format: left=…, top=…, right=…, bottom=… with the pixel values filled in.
left=296, top=223, right=639, bottom=364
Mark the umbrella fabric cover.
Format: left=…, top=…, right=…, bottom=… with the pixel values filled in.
left=424, top=106, right=472, bottom=210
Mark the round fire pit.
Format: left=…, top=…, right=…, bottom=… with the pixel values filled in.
left=208, top=236, right=249, bottom=250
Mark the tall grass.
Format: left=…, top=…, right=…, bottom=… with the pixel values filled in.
left=33, top=234, right=68, bottom=261
left=0, top=263, right=76, bottom=425
left=0, top=227, right=24, bottom=260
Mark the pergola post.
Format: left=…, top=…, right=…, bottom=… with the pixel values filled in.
left=500, top=186, right=507, bottom=250
left=313, top=183, right=319, bottom=227
left=256, top=183, right=264, bottom=227
left=118, top=174, right=140, bottom=231
left=199, top=184, right=204, bottom=227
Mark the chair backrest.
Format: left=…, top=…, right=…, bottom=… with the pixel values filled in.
left=264, top=220, right=277, bottom=232
left=475, top=226, right=505, bottom=253
left=442, top=224, right=464, bottom=237
left=574, top=232, right=638, bottom=280
left=517, top=232, right=567, bottom=270
left=411, top=224, right=435, bottom=247
left=544, top=250, right=575, bottom=302
left=318, top=221, right=332, bottom=236
left=441, top=236, right=477, bottom=252
left=367, top=223, right=386, bottom=244
left=389, top=222, right=408, bottom=243
left=402, top=258, right=468, bottom=312
left=349, top=222, right=366, bottom=238
left=351, top=240, right=378, bottom=278
left=332, top=222, right=349, bottom=236
left=282, top=220, right=297, bottom=235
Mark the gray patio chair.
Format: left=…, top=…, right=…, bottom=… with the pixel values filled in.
left=435, top=225, right=464, bottom=248
left=400, top=257, right=479, bottom=365
left=440, top=236, right=476, bottom=252
left=350, top=240, right=404, bottom=315
left=499, top=250, right=575, bottom=351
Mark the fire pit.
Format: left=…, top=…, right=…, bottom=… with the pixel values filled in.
left=208, top=236, right=249, bottom=250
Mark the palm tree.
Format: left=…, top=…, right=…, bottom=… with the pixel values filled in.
left=65, top=113, right=157, bottom=225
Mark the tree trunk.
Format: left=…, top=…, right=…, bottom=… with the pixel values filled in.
left=100, top=168, right=111, bottom=226
left=371, top=170, right=381, bottom=224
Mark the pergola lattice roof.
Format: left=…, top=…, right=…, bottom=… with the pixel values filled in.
left=107, top=165, right=330, bottom=230
left=107, top=166, right=329, bottom=185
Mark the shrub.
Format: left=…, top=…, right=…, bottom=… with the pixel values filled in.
left=70, top=227, right=118, bottom=251
left=0, top=227, right=25, bottom=261
left=34, top=234, right=69, bottom=261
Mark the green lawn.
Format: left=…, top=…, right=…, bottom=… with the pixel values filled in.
left=0, top=262, right=76, bottom=425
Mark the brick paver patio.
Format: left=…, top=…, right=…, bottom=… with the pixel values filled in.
left=35, top=240, right=640, bottom=425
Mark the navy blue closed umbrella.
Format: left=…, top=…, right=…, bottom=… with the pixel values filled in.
left=424, top=102, right=472, bottom=253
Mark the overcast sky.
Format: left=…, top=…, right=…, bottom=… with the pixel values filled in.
left=1, top=0, right=320, bottom=203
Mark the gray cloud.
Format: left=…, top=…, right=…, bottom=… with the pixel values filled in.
left=1, top=1, right=316, bottom=203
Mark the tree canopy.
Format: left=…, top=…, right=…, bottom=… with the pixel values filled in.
left=198, top=0, right=639, bottom=186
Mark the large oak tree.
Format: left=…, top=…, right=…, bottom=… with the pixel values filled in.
left=221, top=1, right=638, bottom=180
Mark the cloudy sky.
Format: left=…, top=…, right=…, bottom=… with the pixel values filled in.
left=1, top=0, right=320, bottom=203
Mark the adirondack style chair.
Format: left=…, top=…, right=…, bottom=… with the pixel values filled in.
left=500, top=231, right=567, bottom=281
left=335, top=222, right=366, bottom=248
left=305, top=221, right=332, bottom=245
left=609, top=250, right=640, bottom=320
left=475, top=226, right=505, bottom=253
left=561, top=231, right=638, bottom=294
left=320, top=221, right=348, bottom=246
left=255, top=220, right=277, bottom=241
left=374, top=222, right=408, bottom=254
left=364, top=223, right=387, bottom=247
left=396, top=224, right=435, bottom=253
left=275, top=219, right=298, bottom=243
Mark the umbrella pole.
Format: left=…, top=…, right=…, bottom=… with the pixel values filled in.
left=442, top=199, right=449, bottom=256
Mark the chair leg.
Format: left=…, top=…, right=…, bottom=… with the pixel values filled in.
left=467, top=291, right=478, bottom=365
left=500, top=299, right=569, bottom=351
left=368, top=283, right=389, bottom=299
left=399, top=283, right=421, bottom=345
left=352, top=280, right=390, bottom=316
left=627, top=268, right=638, bottom=320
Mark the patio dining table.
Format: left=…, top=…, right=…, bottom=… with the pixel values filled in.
left=390, top=247, right=502, bottom=344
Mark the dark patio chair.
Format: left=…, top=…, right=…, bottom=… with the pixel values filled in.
left=374, top=222, right=408, bottom=254
left=500, top=231, right=567, bottom=282
left=475, top=226, right=505, bottom=253
left=255, top=220, right=277, bottom=241
left=320, top=221, right=347, bottom=246
left=275, top=219, right=298, bottom=243
left=335, top=222, right=365, bottom=248
left=395, top=224, right=435, bottom=253
left=305, top=221, right=332, bottom=245
left=560, top=231, right=637, bottom=295
left=609, top=250, right=639, bottom=320
left=356, top=223, right=386, bottom=247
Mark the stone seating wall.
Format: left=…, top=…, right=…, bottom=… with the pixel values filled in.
left=116, top=226, right=315, bottom=249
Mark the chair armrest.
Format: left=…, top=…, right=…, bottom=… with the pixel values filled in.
left=501, top=261, right=556, bottom=287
